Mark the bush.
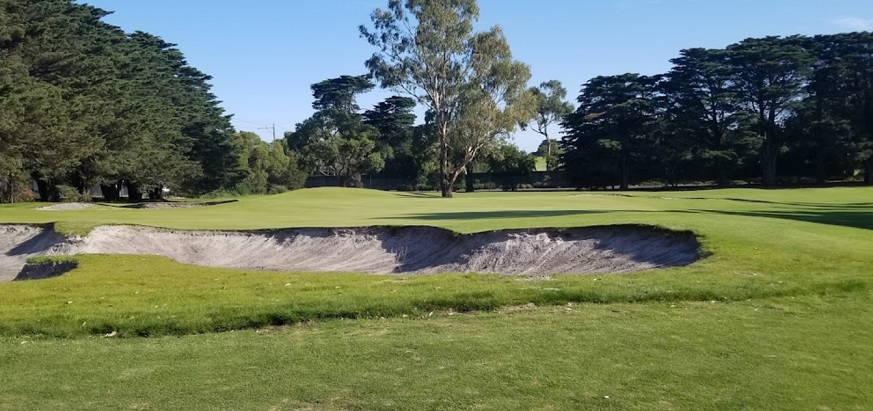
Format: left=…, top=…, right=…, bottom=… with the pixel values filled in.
left=267, top=185, right=288, bottom=194
left=0, top=177, right=33, bottom=203
left=56, top=185, right=91, bottom=203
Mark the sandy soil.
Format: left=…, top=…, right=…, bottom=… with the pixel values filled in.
left=36, top=203, right=95, bottom=211
left=0, top=225, right=66, bottom=281
left=0, top=224, right=700, bottom=281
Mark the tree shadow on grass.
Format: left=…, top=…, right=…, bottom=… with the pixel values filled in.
left=392, top=192, right=438, bottom=199
left=684, top=208, right=873, bottom=231
left=644, top=195, right=873, bottom=209
left=375, top=209, right=634, bottom=221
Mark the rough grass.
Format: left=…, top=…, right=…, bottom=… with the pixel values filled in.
left=1, top=187, right=872, bottom=409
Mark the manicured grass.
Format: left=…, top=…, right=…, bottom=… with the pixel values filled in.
left=1, top=187, right=872, bottom=409
left=2, top=297, right=871, bottom=410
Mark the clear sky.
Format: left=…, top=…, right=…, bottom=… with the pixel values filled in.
left=79, top=0, right=873, bottom=152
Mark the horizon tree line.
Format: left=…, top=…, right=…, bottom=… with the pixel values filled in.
left=560, top=32, right=873, bottom=189
left=3, top=0, right=870, bottom=203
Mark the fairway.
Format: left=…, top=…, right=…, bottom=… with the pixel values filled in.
left=1, top=187, right=872, bottom=410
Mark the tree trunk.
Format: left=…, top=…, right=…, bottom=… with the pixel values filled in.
left=717, top=166, right=728, bottom=187
left=465, top=171, right=475, bottom=192
left=438, top=123, right=452, bottom=198
left=35, top=179, right=57, bottom=202
left=546, top=136, right=552, bottom=172
left=74, top=175, right=87, bottom=195
left=619, top=152, right=629, bottom=191
left=815, top=154, right=826, bottom=185
left=127, top=182, right=143, bottom=202
left=760, top=111, right=781, bottom=186
left=447, top=169, right=465, bottom=193
left=761, top=132, right=778, bottom=187
left=100, top=184, right=119, bottom=202
left=864, top=157, right=873, bottom=185
left=148, top=186, right=164, bottom=201
left=761, top=158, right=777, bottom=187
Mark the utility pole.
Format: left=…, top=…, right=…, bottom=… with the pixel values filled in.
left=258, top=124, right=276, bottom=142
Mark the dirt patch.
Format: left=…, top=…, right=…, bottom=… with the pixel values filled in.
left=36, top=202, right=95, bottom=211
left=0, top=224, right=701, bottom=281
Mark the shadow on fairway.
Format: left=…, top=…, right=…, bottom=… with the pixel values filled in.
left=686, top=208, right=873, bottom=231
left=379, top=209, right=623, bottom=221
left=642, top=194, right=873, bottom=209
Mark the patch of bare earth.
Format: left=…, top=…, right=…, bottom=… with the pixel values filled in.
left=0, top=224, right=701, bottom=281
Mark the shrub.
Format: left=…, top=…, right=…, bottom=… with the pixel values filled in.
left=268, top=185, right=288, bottom=194
left=0, top=177, right=33, bottom=203
left=56, top=185, right=91, bottom=203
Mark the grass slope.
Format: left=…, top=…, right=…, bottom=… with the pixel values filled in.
left=1, top=187, right=872, bottom=409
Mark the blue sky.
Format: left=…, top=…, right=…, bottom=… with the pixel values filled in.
left=81, top=0, right=873, bottom=152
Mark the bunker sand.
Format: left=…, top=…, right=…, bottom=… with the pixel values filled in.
left=0, top=224, right=700, bottom=281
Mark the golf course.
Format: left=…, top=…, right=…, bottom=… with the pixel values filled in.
left=0, top=186, right=871, bottom=410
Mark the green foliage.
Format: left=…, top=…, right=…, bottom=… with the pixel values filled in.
left=285, top=76, right=388, bottom=186
left=56, top=185, right=90, bottom=203
left=534, top=139, right=562, bottom=171
left=660, top=47, right=757, bottom=186
left=0, top=0, right=241, bottom=202
left=562, top=33, right=873, bottom=189
left=361, top=0, right=533, bottom=197
left=364, top=96, right=419, bottom=179
left=562, top=74, right=660, bottom=189
left=310, top=75, right=374, bottom=112
left=304, top=135, right=385, bottom=187
left=725, top=36, right=813, bottom=186
left=525, top=80, right=573, bottom=171
left=487, top=144, right=536, bottom=190
left=233, top=132, right=305, bottom=195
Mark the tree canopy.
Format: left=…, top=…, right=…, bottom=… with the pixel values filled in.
left=283, top=75, right=387, bottom=187
left=5, top=0, right=872, bottom=202
left=562, top=32, right=873, bottom=189
left=361, top=0, right=533, bottom=197
left=0, top=0, right=245, bottom=202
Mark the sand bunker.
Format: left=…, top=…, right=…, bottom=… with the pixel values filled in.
left=0, top=224, right=700, bottom=281
left=0, top=225, right=67, bottom=281
left=122, top=200, right=238, bottom=209
left=36, top=202, right=95, bottom=211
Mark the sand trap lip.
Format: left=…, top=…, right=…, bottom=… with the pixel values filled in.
left=0, top=224, right=701, bottom=281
